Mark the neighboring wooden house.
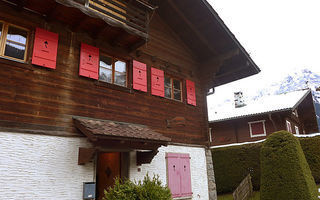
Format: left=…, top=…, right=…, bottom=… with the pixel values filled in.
left=0, top=0, right=259, bottom=199
left=209, top=89, right=319, bottom=146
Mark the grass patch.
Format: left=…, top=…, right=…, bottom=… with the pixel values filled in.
left=217, top=185, right=320, bottom=200
left=218, top=191, right=260, bottom=200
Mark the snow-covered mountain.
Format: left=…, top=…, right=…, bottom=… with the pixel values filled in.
left=208, top=69, right=320, bottom=130
left=273, top=69, right=320, bottom=129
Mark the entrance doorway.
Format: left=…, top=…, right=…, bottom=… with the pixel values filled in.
left=96, top=152, right=121, bottom=200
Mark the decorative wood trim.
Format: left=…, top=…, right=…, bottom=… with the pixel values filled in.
left=78, top=147, right=96, bottom=165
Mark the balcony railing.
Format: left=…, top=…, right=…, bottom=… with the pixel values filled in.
left=88, top=0, right=151, bottom=35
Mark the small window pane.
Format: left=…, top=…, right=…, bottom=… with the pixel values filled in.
left=4, top=26, right=27, bottom=60
left=6, top=26, right=27, bottom=44
left=165, top=77, right=171, bottom=87
left=173, top=79, right=181, bottom=90
left=99, top=67, right=112, bottom=83
left=165, top=87, right=172, bottom=98
left=4, top=41, right=26, bottom=60
left=100, top=56, right=112, bottom=70
left=251, top=122, right=264, bottom=136
left=114, top=72, right=126, bottom=86
left=174, top=90, right=181, bottom=101
left=115, top=60, right=126, bottom=73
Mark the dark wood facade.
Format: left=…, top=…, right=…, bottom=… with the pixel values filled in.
left=0, top=0, right=259, bottom=146
left=209, top=92, right=319, bottom=146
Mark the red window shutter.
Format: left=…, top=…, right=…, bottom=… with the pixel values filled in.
left=250, top=122, right=264, bottom=136
left=151, top=67, right=164, bottom=97
left=186, top=80, right=196, bottom=106
left=133, top=60, right=147, bottom=92
left=180, top=154, right=192, bottom=197
left=32, top=28, right=59, bottom=69
left=79, top=43, right=99, bottom=80
left=166, top=153, right=182, bottom=198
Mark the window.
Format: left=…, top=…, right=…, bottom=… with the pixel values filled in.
left=165, top=76, right=182, bottom=101
left=248, top=120, right=266, bottom=137
left=295, top=125, right=300, bottom=135
left=286, top=120, right=292, bottom=133
left=0, top=22, right=28, bottom=61
left=166, top=153, right=192, bottom=198
left=99, top=55, right=127, bottom=87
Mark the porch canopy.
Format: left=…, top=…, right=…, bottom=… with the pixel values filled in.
left=73, top=116, right=171, bottom=151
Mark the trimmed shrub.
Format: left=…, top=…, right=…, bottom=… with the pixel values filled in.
left=103, top=174, right=172, bottom=200
left=211, top=142, right=262, bottom=194
left=260, top=131, right=318, bottom=200
left=136, top=174, right=172, bottom=200
left=300, top=136, right=320, bottom=183
left=212, top=135, right=320, bottom=194
left=103, top=178, right=137, bottom=200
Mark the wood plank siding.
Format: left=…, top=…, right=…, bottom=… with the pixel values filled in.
left=0, top=2, right=209, bottom=145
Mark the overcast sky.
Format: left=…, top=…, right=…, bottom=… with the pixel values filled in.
left=207, top=0, right=320, bottom=104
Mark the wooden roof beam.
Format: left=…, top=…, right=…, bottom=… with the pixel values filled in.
left=16, top=0, right=26, bottom=10
left=70, top=15, right=88, bottom=32
left=200, top=49, right=239, bottom=88
left=167, top=0, right=217, bottom=55
left=215, top=63, right=250, bottom=80
left=44, top=2, right=58, bottom=22
left=110, top=31, right=128, bottom=47
left=203, top=48, right=240, bottom=67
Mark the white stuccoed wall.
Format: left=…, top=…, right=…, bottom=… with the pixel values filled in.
left=129, top=145, right=209, bottom=200
left=0, top=132, right=94, bottom=200
left=0, top=132, right=210, bottom=200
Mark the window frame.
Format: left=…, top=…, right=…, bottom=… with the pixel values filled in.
left=248, top=120, right=266, bottom=138
left=286, top=120, right=292, bottom=133
left=0, top=21, right=29, bottom=62
left=98, top=53, right=128, bottom=88
left=164, top=75, right=182, bottom=102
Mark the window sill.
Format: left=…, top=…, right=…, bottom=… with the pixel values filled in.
left=94, top=81, right=132, bottom=93
left=0, top=56, right=33, bottom=71
left=163, top=96, right=184, bottom=104
left=250, top=134, right=266, bottom=138
left=173, top=196, right=192, bottom=200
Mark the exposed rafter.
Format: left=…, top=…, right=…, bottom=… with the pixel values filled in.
left=203, top=48, right=240, bottom=66
left=167, top=0, right=217, bottom=55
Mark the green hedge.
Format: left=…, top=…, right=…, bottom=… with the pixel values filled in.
left=260, top=131, right=317, bottom=200
left=300, top=136, right=320, bottom=183
left=212, top=135, right=320, bottom=194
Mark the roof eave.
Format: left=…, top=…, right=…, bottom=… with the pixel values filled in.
left=201, top=0, right=260, bottom=75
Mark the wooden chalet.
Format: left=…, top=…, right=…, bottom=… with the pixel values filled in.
left=209, top=89, right=319, bottom=147
left=0, top=0, right=259, bottom=199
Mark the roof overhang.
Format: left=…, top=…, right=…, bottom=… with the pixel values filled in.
left=73, top=116, right=170, bottom=151
left=209, top=90, right=312, bottom=123
left=152, top=0, right=260, bottom=90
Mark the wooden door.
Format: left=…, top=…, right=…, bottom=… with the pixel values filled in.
left=97, top=152, right=121, bottom=200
